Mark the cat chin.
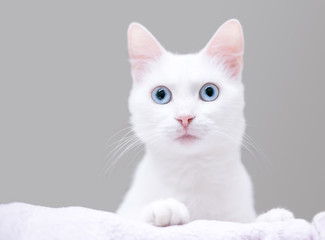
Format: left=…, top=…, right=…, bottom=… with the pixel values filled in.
left=175, top=134, right=199, bottom=143
left=147, top=137, right=219, bottom=156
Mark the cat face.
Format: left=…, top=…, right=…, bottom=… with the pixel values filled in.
left=128, top=20, right=246, bottom=154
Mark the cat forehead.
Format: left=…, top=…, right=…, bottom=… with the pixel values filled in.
left=160, top=52, right=210, bottom=70
left=146, top=52, right=225, bottom=85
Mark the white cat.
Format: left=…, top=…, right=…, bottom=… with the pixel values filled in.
left=116, top=19, right=291, bottom=227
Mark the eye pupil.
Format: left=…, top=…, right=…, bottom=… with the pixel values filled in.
left=199, top=83, right=219, bottom=102
left=156, top=89, right=166, bottom=100
left=152, top=86, right=171, bottom=104
left=205, top=87, right=214, bottom=97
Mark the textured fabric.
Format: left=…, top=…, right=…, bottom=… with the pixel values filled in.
left=0, top=203, right=323, bottom=240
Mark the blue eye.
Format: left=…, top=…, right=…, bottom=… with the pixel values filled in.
left=151, top=86, right=172, bottom=104
left=199, top=83, right=219, bottom=102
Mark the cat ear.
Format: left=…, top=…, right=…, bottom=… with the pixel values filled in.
left=128, top=23, right=165, bottom=82
left=202, top=19, right=244, bottom=79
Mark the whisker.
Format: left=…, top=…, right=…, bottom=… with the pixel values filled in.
left=206, top=126, right=269, bottom=171
left=242, top=133, right=272, bottom=170
left=103, top=125, right=164, bottom=175
left=104, top=130, right=138, bottom=174
left=104, top=126, right=134, bottom=149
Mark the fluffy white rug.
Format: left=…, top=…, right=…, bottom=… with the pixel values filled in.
left=0, top=202, right=324, bottom=240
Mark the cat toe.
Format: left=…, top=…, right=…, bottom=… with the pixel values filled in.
left=143, top=198, right=190, bottom=227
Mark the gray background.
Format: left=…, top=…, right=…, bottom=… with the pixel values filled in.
left=0, top=1, right=324, bottom=221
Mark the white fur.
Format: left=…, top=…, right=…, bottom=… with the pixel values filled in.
left=117, top=20, right=257, bottom=226
left=256, top=208, right=295, bottom=222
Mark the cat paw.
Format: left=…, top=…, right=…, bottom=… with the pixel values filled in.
left=256, top=208, right=294, bottom=222
left=143, top=198, right=190, bottom=227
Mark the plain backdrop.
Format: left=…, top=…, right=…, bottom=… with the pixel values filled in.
left=0, top=1, right=324, bottom=221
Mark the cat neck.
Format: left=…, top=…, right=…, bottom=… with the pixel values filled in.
left=145, top=143, right=242, bottom=169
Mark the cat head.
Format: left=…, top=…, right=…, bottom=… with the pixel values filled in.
left=127, top=20, right=246, bottom=155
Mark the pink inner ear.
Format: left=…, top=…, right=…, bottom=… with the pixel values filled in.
left=204, top=20, right=244, bottom=78
left=222, top=55, right=243, bottom=78
left=130, top=59, right=150, bottom=84
left=128, top=23, right=164, bottom=82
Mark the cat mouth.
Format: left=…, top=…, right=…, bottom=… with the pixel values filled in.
left=175, top=134, right=198, bottom=143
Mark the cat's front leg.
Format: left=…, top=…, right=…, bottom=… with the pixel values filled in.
left=256, top=208, right=294, bottom=222
left=143, top=198, right=190, bottom=227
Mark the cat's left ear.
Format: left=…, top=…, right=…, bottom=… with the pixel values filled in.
left=128, top=23, right=165, bottom=83
left=202, top=19, right=244, bottom=79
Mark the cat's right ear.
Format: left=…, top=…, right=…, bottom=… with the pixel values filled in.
left=202, top=19, right=244, bottom=79
left=128, top=23, right=165, bottom=83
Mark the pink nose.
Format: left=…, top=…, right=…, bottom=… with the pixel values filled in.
left=176, top=115, right=195, bottom=128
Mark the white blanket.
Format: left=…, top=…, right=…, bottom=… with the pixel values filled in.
left=0, top=203, right=324, bottom=240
